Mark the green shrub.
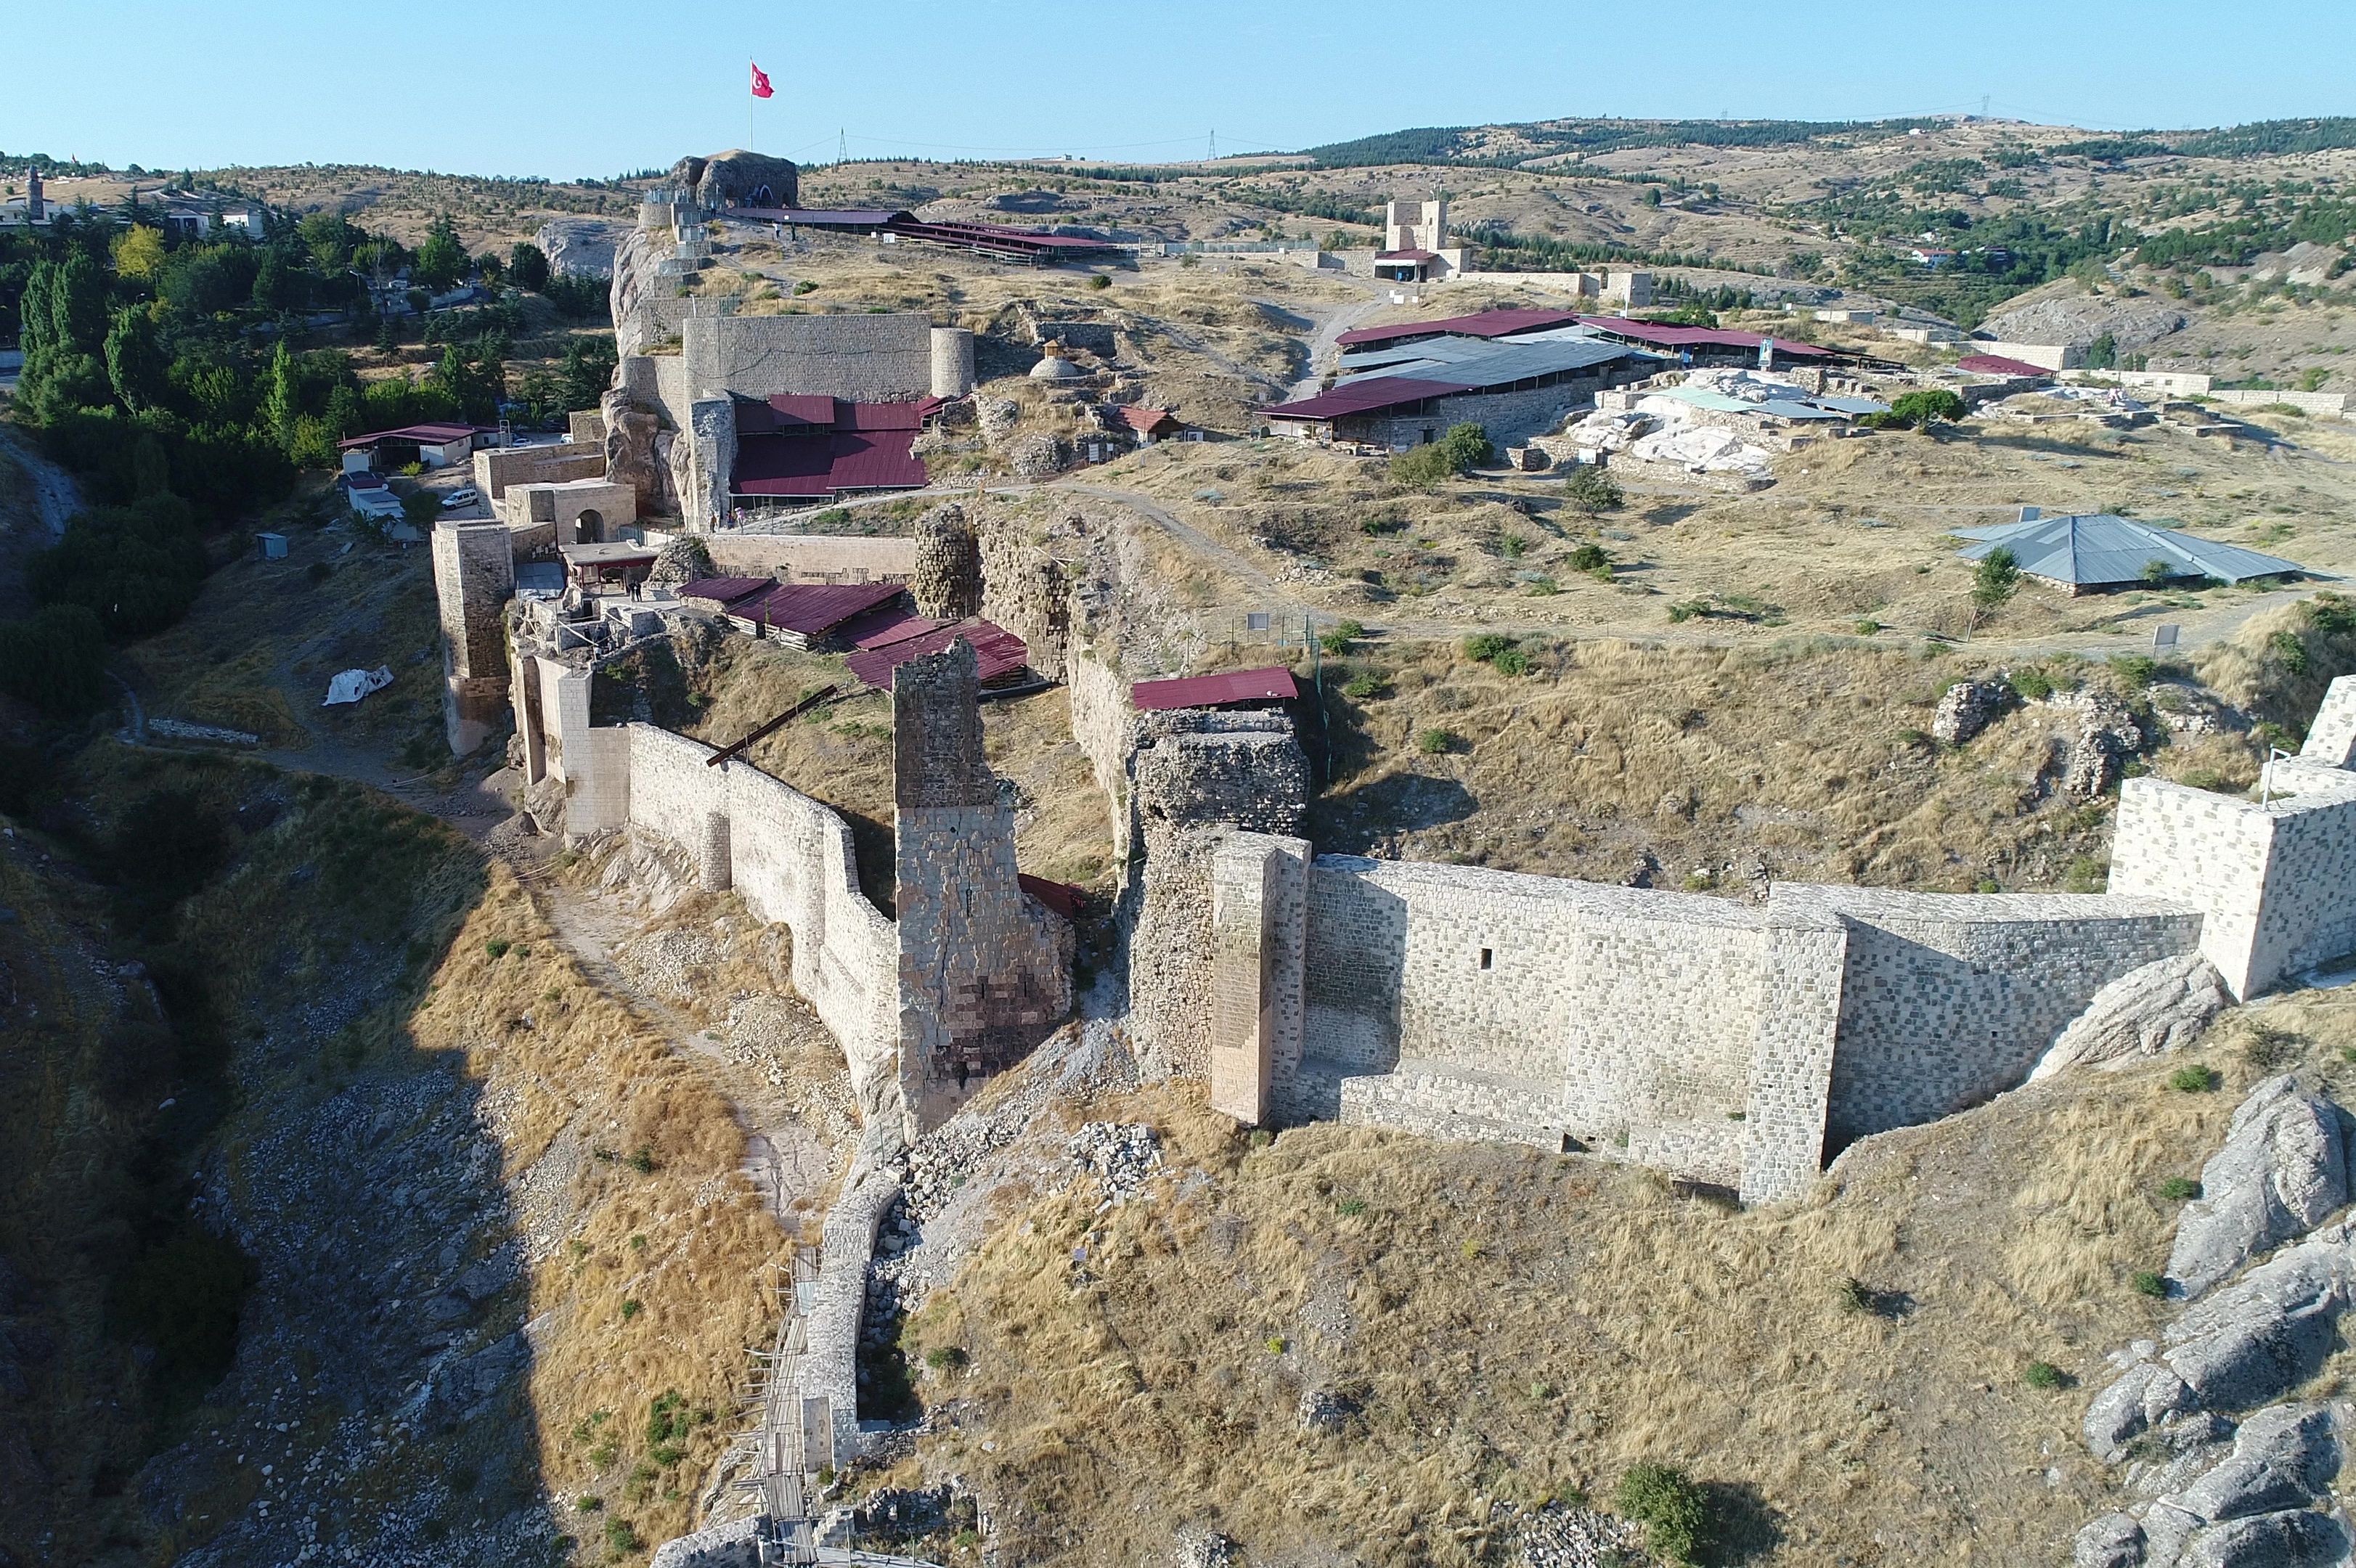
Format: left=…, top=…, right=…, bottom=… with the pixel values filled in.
left=1854, top=618, right=1882, bottom=635
left=2132, top=1270, right=2169, bottom=1299
left=1565, top=464, right=1625, bottom=515
left=1890, top=388, right=1967, bottom=429
left=0, top=603, right=110, bottom=716
left=1340, top=672, right=1385, bottom=700
left=1973, top=547, right=2021, bottom=611
left=1615, top=1462, right=1711, bottom=1564
left=2011, top=666, right=2055, bottom=701
left=2023, top=1360, right=2068, bottom=1390
left=1836, top=1275, right=1873, bottom=1314
left=2166, top=1065, right=2221, bottom=1093
left=1087, top=273, right=1112, bottom=290
left=1387, top=422, right=1492, bottom=489
left=574, top=1495, right=603, bottom=1512
left=2111, top=654, right=2159, bottom=687
left=1526, top=576, right=1559, bottom=595
left=2159, top=1176, right=2202, bottom=1201
left=1493, top=648, right=1530, bottom=676
left=484, top=937, right=511, bottom=959
left=1318, top=619, right=1363, bottom=654
left=1568, top=542, right=1610, bottom=573
left=924, top=1345, right=970, bottom=1371
left=1417, top=728, right=1459, bottom=755
left=1336, top=1198, right=1368, bottom=1217
left=620, top=1298, right=643, bottom=1320
left=1463, top=632, right=1516, bottom=663
left=1499, top=531, right=1526, bottom=559
left=627, top=1146, right=657, bottom=1174
left=603, top=1519, right=643, bottom=1553
left=1265, top=1336, right=1287, bottom=1355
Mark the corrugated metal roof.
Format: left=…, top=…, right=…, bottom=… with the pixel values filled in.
left=1016, top=873, right=1084, bottom=920
left=1343, top=338, right=1644, bottom=391
left=846, top=621, right=1030, bottom=689
left=729, top=581, right=908, bottom=637
left=733, top=206, right=913, bottom=227
left=676, top=576, right=773, bottom=605
left=337, top=422, right=481, bottom=449
left=1577, top=317, right=1839, bottom=359
left=1260, top=376, right=1474, bottom=421
left=1337, top=308, right=1584, bottom=348
left=1642, top=384, right=1849, bottom=420
left=733, top=428, right=928, bottom=496
left=1952, top=514, right=2307, bottom=587
left=1957, top=354, right=2054, bottom=377
left=1130, top=666, right=1299, bottom=711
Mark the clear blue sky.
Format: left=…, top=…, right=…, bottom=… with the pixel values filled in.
left=7, top=0, right=2355, bottom=179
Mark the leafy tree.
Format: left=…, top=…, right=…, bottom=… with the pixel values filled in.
left=414, top=214, right=465, bottom=291
left=17, top=253, right=110, bottom=420
left=508, top=241, right=551, bottom=293
left=1973, top=545, right=2022, bottom=612
left=111, top=224, right=168, bottom=282
left=558, top=336, right=618, bottom=412
left=399, top=490, right=442, bottom=531
left=28, top=493, right=210, bottom=635
left=103, top=306, right=170, bottom=412
left=251, top=248, right=301, bottom=312
left=258, top=340, right=299, bottom=446
left=423, top=342, right=505, bottom=423
left=1888, top=388, right=1966, bottom=430
left=2087, top=331, right=2119, bottom=371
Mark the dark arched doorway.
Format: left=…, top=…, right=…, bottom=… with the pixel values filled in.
left=747, top=184, right=773, bottom=207
left=575, top=508, right=604, bottom=544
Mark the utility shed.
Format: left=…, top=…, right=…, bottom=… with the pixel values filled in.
left=845, top=618, right=1030, bottom=690
left=726, top=581, right=908, bottom=649
left=1954, top=512, right=2307, bottom=592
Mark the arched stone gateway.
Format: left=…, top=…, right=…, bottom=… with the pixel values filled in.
left=575, top=507, right=603, bottom=544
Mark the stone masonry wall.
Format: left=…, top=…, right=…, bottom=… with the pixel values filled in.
left=680, top=313, right=934, bottom=411
left=699, top=534, right=917, bottom=584
left=623, top=724, right=901, bottom=1116
left=1209, top=833, right=1309, bottom=1125
left=1817, top=888, right=2201, bottom=1149
left=1737, top=889, right=1850, bottom=1204
left=431, top=520, right=514, bottom=754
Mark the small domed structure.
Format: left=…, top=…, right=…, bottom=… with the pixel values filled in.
left=1030, top=348, right=1085, bottom=382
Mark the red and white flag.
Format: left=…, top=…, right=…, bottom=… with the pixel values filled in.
left=750, top=61, right=773, bottom=99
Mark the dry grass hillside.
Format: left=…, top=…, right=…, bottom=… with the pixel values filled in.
left=896, top=998, right=2356, bottom=1567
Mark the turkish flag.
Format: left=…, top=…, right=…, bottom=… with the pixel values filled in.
left=751, top=61, right=773, bottom=99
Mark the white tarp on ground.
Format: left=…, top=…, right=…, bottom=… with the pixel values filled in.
left=1627, top=422, right=1776, bottom=478
left=323, top=666, right=394, bottom=706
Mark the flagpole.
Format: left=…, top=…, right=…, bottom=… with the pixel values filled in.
left=749, top=59, right=754, bottom=152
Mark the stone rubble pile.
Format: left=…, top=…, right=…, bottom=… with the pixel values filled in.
left=1931, top=678, right=2016, bottom=746
left=1501, top=1500, right=1652, bottom=1568
left=2074, top=1074, right=2356, bottom=1567
left=1067, top=1121, right=1162, bottom=1203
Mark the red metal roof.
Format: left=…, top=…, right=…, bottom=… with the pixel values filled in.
left=1016, top=873, right=1085, bottom=920
left=675, top=576, right=773, bottom=605
left=729, top=581, right=907, bottom=638
left=1576, top=317, right=1839, bottom=359
left=733, top=428, right=928, bottom=497
left=1130, top=666, right=1299, bottom=711
left=1337, top=307, right=1583, bottom=348
left=1117, top=406, right=1182, bottom=435
left=1260, top=376, right=1472, bottom=421
left=884, top=219, right=1122, bottom=256
left=839, top=400, right=930, bottom=432
left=846, top=620, right=1030, bottom=689
left=1957, top=353, right=2054, bottom=377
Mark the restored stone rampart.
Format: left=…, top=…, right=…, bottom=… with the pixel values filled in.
left=2111, top=685, right=2356, bottom=998
left=1811, top=886, right=2202, bottom=1148
left=431, top=520, right=514, bottom=754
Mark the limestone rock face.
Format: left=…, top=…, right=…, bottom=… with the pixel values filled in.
left=601, top=390, right=675, bottom=518
left=2074, top=1513, right=2145, bottom=1568
left=1931, top=677, right=2014, bottom=745
left=2170, top=1402, right=2341, bottom=1524
left=2168, top=1078, right=2350, bottom=1299
left=2164, top=1236, right=2350, bottom=1413
left=645, top=536, right=714, bottom=590
left=2032, top=952, right=2229, bottom=1080
left=534, top=217, right=623, bottom=279
left=611, top=225, right=663, bottom=358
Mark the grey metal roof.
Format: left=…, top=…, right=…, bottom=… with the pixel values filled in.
left=1337, top=338, right=1648, bottom=391
left=1340, top=323, right=1622, bottom=375
left=1953, top=513, right=2307, bottom=587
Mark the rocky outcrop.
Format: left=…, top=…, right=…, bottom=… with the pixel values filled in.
left=1006, top=433, right=1067, bottom=479
left=646, top=536, right=714, bottom=590
left=534, top=217, right=624, bottom=279
left=1981, top=290, right=2190, bottom=354
left=2167, top=1077, right=2350, bottom=1300
left=647, top=1514, right=759, bottom=1568
left=2076, top=1402, right=2351, bottom=1567
left=2050, top=689, right=2150, bottom=800
left=2032, top=952, right=2230, bottom=1079
left=601, top=388, right=677, bottom=517
left=669, top=150, right=799, bottom=211
left=1931, top=677, right=2016, bottom=744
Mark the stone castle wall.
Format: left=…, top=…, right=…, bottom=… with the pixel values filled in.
left=700, top=533, right=917, bottom=584
left=430, top=520, right=514, bottom=754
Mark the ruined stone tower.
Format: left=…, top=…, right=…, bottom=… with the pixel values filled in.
left=910, top=503, right=982, bottom=621
left=891, top=639, right=1073, bottom=1132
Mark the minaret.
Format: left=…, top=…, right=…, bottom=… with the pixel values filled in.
left=25, top=166, right=42, bottom=222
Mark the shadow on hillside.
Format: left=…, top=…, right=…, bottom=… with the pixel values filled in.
left=1703, top=1479, right=1785, bottom=1564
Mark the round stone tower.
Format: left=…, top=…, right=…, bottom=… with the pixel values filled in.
left=910, top=503, right=982, bottom=621
left=929, top=327, right=976, bottom=399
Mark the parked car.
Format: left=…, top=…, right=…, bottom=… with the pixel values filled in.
left=441, top=486, right=479, bottom=510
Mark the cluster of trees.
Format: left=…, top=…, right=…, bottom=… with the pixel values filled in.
left=0, top=198, right=611, bottom=722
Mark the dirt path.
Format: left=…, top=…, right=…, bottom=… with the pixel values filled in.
left=1284, top=294, right=1386, bottom=402
left=0, top=422, right=79, bottom=540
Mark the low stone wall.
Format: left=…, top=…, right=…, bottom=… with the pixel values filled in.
left=802, top=1154, right=902, bottom=1469
left=702, top=534, right=918, bottom=584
